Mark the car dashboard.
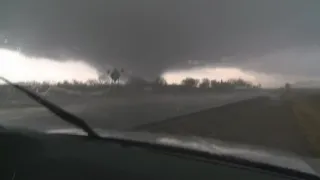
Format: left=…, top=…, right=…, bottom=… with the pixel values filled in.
left=0, top=129, right=317, bottom=180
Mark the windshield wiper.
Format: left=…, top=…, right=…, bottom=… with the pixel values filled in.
left=0, top=77, right=100, bottom=139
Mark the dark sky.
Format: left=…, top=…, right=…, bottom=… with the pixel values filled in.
left=1, top=0, right=320, bottom=79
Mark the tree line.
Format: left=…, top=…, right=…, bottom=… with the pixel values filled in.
left=0, top=76, right=261, bottom=92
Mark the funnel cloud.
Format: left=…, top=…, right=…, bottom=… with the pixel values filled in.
left=1, top=0, right=320, bottom=80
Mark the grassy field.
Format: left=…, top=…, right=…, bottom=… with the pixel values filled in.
left=2, top=86, right=320, bottom=156
left=290, top=92, right=320, bottom=156
left=135, top=95, right=314, bottom=156
left=134, top=90, right=320, bottom=157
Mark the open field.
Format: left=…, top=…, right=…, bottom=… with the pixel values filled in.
left=132, top=89, right=320, bottom=158
left=290, top=92, right=320, bottom=156
left=135, top=96, right=314, bottom=156
left=1, top=87, right=320, bottom=172
left=1, top=87, right=320, bottom=157
left=0, top=91, right=262, bottom=131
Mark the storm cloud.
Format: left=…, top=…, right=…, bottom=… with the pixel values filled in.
left=1, top=0, right=320, bottom=79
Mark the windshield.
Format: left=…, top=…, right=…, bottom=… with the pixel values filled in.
left=1, top=0, right=320, bottom=172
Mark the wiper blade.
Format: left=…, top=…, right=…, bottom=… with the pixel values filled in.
left=0, top=77, right=100, bottom=139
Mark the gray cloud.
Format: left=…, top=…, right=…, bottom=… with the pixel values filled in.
left=1, top=0, right=320, bottom=79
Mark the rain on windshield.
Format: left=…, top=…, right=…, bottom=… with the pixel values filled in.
left=1, top=0, right=320, bottom=162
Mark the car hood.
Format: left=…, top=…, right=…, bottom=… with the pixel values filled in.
left=47, top=128, right=318, bottom=176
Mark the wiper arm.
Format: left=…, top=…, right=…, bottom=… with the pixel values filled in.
left=0, top=77, right=100, bottom=139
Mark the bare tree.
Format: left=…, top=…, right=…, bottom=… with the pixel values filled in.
left=285, top=83, right=291, bottom=93
left=154, top=76, right=167, bottom=86
left=108, top=68, right=124, bottom=84
left=181, top=78, right=199, bottom=88
left=98, top=71, right=110, bottom=84
left=199, top=78, right=210, bottom=88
